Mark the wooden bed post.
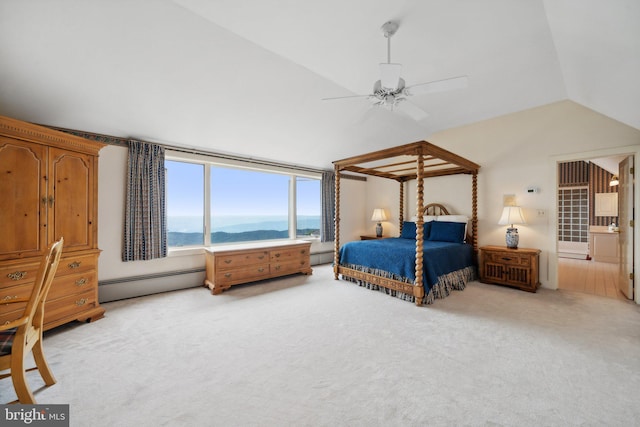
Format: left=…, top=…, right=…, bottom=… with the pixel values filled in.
left=472, top=171, right=478, bottom=257
left=414, top=155, right=425, bottom=306
left=333, top=166, right=341, bottom=280
left=399, top=180, right=404, bottom=235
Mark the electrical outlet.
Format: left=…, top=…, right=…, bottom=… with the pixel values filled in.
left=537, top=209, right=546, bottom=217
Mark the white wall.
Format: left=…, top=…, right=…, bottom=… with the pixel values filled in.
left=370, top=100, right=640, bottom=290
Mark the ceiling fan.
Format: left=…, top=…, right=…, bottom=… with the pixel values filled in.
left=322, top=21, right=468, bottom=121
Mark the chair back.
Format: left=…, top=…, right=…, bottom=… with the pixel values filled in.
left=23, top=238, right=64, bottom=330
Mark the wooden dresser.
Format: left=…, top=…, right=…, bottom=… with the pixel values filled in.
left=0, top=115, right=105, bottom=330
left=479, top=245, right=541, bottom=293
left=204, top=240, right=313, bottom=294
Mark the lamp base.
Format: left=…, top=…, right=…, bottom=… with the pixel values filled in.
left=505, top=227, right=519, bottom=249
left=375, top=223, right=383, bottom=238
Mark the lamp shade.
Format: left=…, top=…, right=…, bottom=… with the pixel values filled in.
left=498, top=206, right=526, bottom=226
left=610, top=175, right=619, bottom=186
left=371, top=208, right=387, bottom=222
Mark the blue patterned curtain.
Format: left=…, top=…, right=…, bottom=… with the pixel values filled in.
left=123, top=140, right=167, bottom=261
left=321, top=171, right=335, bottom=242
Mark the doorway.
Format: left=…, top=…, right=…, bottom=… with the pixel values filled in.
left=556, top=155, right=634, bottom=301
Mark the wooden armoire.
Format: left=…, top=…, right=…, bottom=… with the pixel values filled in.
left=0, top=115, right=105, bottom=330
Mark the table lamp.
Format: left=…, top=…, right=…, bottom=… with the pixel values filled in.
left=498, top=206, right=526, bottom=249
left=371, top=208, right=387, bottom=237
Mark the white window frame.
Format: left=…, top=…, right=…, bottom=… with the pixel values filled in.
left=166, top=150, right=321, bottom=253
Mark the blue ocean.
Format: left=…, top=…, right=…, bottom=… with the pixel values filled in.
left=167, top=215, right=321, bottom=245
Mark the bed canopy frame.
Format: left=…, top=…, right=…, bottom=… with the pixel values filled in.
left=332, top=140, right=480, bottom=306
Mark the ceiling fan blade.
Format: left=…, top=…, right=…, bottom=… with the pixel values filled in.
left=379, top=63, right=402, bottom=90
left=394, top=99, right=429, bottom=121
left=405, top=75, right=468, bottom=96
left=321, top=94, right=370, bottom=101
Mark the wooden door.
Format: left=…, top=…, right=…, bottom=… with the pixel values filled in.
left=49, top=147, right=95, bottom=251
left=0, top=138, right=47, bottom=260
left=618, top=156, right=634, bottom=299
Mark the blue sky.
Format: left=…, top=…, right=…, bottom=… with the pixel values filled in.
left=166, top=160, right=320, bottom=217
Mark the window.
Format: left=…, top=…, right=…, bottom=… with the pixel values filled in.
left=166, top=160, right=204, bottom=247
left=558, top=187, right=588, bottom=243
left=210, top=167, right=290, bottom=244
left=165, top=154, right=321, bottom=247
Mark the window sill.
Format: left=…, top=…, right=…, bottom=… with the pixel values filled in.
left=167, top=247, right=205, bottom=257
left=168, top=237, right=323, bottom=257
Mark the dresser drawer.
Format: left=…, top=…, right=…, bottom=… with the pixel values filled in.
left=44, top=290, right=97, bottom=325
left=270, top=245, right=309, bottom=262
left=271, top=259, right=310, bottom=276
left=486, top=252, right=530, bottom=266
left=0, top=281, right=32, bottom=303
left=216, top=251, right=269, bottom=270
left=57, top=253, right=97, bottom=277
left=49, top=270, right=96, bottom=301
left=0, top=305, right=25, bottom=327
left=0, top=260, right=40, bottom=287
left=215, top=263, right=270, bottom=285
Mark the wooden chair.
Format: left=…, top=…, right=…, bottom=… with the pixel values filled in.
left=0, top=238, right=64, bottom=403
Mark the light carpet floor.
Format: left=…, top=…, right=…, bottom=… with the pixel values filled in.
left=2, top=264, right=640, bottom=426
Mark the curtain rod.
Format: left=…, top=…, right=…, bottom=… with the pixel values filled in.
left=42, top=123, right=365, bottom=181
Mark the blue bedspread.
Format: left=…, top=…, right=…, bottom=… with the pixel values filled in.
left=339, top=238, right=474, bottom=293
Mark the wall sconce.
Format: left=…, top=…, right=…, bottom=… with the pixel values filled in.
left=498, top=206, right=526, bottom=249
left=371, top=208, right=388, bottom=237
left=610, top=175, right=619, bottom=186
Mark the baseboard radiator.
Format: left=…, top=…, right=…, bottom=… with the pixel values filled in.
left=99, top=253, right=334, bottom=303
left=98, top=268, right=205, bottom=303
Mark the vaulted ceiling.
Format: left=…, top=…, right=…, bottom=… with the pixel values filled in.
left=0, top=0, right=638, bottom=170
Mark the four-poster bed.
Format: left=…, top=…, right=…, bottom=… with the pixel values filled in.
left=333, top=140, right=480, bottom=306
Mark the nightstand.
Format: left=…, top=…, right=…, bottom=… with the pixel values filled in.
left=479, top=245, right=541, bottom=292
left=360, top=235, right=385, bottom=240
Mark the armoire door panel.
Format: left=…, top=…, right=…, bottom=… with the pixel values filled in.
left=0, top=138, right=47, bottom=259
left=49, top=148, right=94, bottom=250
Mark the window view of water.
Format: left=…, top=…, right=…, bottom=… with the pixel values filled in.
left=167, top=215, right=320, bottom=246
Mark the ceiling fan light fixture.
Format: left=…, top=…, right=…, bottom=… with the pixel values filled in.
left=379, top=63, right=402, bottom=90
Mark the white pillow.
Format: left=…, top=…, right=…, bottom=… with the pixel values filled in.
left=436, top=215, right=468, bottom=224
left=409, top=215, right=438, bottom=223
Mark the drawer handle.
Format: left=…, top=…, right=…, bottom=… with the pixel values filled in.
left=224, top=260, right=232, bottom=264
left=275, top=253, right=281, bottom=258
left=68, top=261, right=81, bottom=269
left=257, top=267, right=265, bottom=272
left=76, top=278, right=88, bottom=286
left=257, top=255, right=265, bottom=260
left=300, top=250, right=306, bottom=254
left=501, top=257, right=512, bottom=261
left=75, top=298, right=88, bottom=306
left=274, top=265, right=281, bottom=271
left=7, top=271, right=27, bottom=281
left=224, top=273, right=232, bottom=278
